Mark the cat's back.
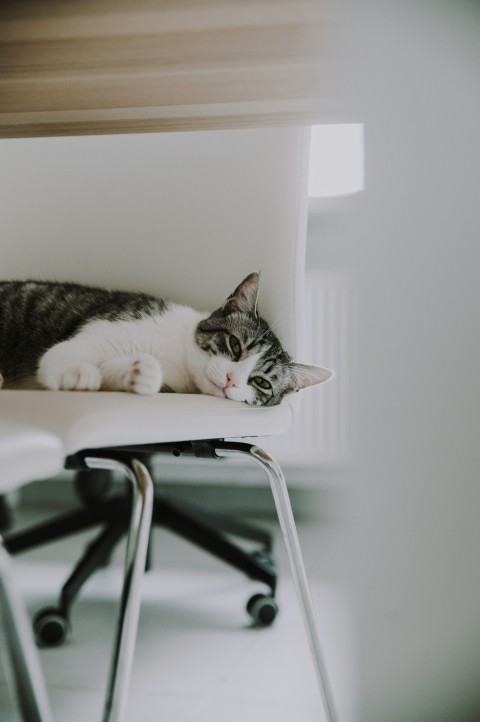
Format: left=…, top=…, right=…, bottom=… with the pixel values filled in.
left=0, top=279, right=167, bottom=333
left=0, top=279, right=167, bottom=383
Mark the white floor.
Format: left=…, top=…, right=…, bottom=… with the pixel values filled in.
left=0, top=502, right=354, bottom=722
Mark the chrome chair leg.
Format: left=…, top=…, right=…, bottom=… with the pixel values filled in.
left=0, top=540, right=53, bottom=722
left=216, top=443, right=338, bottom=722
left=84, top=457, right=154, bottom=722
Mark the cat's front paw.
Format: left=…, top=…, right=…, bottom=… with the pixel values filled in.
left=99, top=354, right=162, bottom=394
left=43, top=361, right=102, bottom=391
left=126, top=355, right=162, bottom=394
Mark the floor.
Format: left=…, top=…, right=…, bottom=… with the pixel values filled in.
left=0, top=498, right=354, bottom=722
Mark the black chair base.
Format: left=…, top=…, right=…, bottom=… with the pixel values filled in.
left=4, top=469, right=278, bottom=646
left=0, top=494, right=13, bottom=532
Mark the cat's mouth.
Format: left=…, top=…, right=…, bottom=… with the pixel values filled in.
left=205, top=379, right=246, bottom=403
left=203, top=378, right=227, bottom=398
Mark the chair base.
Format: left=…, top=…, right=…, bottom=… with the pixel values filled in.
left=4, top=487, right=278, bottom=644
left=0, top=494, right=13, bottom=532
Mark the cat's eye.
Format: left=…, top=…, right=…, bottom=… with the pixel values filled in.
left=252, top=376, right=272, bottom=391
left=229, top=335, right=242, bottom=360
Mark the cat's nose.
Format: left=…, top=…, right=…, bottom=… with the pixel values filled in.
left=224, top=373, right=237, bottom=389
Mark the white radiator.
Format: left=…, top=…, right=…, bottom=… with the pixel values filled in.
left=254, top=269, right=351, bottom=468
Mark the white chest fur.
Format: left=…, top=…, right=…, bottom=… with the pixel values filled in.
left=81, top=304, right=208, bottom=392
left=37, top=304, right=210, bottom=394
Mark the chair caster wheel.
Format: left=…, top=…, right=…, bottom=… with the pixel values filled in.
left=33, top=607, right=70, bottom=648
left=247, top=593, right=279, bottom=627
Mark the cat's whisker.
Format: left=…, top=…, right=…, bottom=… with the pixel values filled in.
left=250, top=309, right=288, bottom=346
left=287, top=363, right=316, bottom=376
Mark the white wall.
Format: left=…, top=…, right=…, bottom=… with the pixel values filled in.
left=312, top=1, right=480, bottom=720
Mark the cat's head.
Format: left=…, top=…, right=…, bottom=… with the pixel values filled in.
left=193, top=272, right=331, bottom=407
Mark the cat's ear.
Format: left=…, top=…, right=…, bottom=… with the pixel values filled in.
left=223, top=272, right=260, bottom=315
left=288, top=363, right=332, bottom=392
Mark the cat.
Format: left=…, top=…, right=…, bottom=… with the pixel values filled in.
left=0, top=273, right=331, bottom=407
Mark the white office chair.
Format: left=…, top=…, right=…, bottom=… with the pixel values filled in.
left=0, top=127, right=337, bottom=722
left=0, top=420, right=62, bottom=722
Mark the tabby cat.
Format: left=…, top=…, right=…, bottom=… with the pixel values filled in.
left=0, top=273, right=331, bottom=407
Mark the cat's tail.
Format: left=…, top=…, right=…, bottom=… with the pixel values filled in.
left=0, top=372, right=3, bottom=389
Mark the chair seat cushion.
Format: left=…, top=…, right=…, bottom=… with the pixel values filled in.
left=0, top=419, right=64, bottom=492
left=0, top=391, right=294, bottom=456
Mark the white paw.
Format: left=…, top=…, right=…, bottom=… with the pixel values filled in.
left=43, top=362, right=101, bottom=391
left=125, top=354, right=162, bottom=395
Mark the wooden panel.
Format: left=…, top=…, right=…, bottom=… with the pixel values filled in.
left=0, top=0, right=327, bottom=137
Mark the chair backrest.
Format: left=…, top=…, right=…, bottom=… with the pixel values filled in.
left=1, top=127, right=310, bottom=358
